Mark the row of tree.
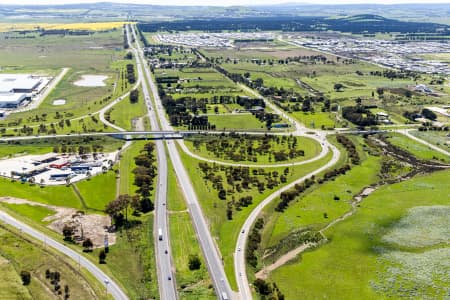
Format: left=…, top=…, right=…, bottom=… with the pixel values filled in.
left=336, top=135, right=360, bottom=165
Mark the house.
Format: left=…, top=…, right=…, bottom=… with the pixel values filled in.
left=414, top=84, right=432, bottom=94
left=375, top=112, right=392, bottom=124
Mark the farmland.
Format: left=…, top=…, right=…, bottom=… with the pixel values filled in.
left=0, top=22, right=129, bottom=32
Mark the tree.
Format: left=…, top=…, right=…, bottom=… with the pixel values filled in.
left=20, top=271, right=31, bottom=286
left=62, top=224, right=74, bottom=242
left=140, top=197, right=154, bottom=213
left=334, top=83, right=344, bottom=91
left=105, top=194, right=131, bottom=223
left=421, top=108, right=437, bottom=120
left=254, top=279, right=271, bottom=295
left=188, top=254, right=202, bottom=270
left=99, top=250, right=106, bottom=264
left=82, top=238, right=94, bottom=252
left=376, top=87, right=384, bottom=98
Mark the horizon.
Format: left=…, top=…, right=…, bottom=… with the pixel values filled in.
left=1, top=0, right=450, bottom=7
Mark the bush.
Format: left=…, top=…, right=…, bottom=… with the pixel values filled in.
left=20, top=270, right=31, bottom=286
left=188, top=254, right=201, bottom=270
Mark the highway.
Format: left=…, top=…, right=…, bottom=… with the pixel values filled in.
left=0, top=210, right=128, bottom=300
left=128, top=25, right=178, bottom=300
left=132, top=25, right=235, bottom=300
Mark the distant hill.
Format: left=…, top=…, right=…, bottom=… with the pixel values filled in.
left=138, top=14, right=449, bottom=34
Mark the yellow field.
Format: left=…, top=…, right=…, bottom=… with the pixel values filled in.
left=0, top=22, right=134, bottom=32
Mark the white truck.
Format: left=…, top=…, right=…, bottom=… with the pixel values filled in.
left=158, top=228, right=163, bottom=241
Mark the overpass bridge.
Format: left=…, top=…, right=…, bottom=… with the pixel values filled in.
left=0, top=128, right=394, bottom=143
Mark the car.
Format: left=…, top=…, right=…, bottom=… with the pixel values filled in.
left=165, top=249, right=168, bottom=254
left=241, top=229, right=245, bottom=233
left=238, top=247, right=241, bottom=251
left=168, top=276, right=171, bottom=280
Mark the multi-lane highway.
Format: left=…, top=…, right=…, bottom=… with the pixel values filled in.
left=128, top=25, right=178, bottom=300
left=0, top=211, right=128, bottom=300
left=127, top=27, right=178, bottom=300
left=131, top=25, right=235, bottom=300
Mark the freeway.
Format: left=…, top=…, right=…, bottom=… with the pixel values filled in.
left=128, top=25, right=178, bottom=300
left=0, top=210, right=128, bottom=300
left=132, top=26, right=235, bottom=300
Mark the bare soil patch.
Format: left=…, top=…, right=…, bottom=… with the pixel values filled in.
left=0, top=196, right=115, bottom=248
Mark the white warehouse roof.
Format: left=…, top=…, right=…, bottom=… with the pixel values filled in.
left=0, top=93, right=27, bottom=107
left=0, top=74, right=42, bottom=93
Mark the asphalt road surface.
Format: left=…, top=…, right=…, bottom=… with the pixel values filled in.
left=129, top=25, right=178, bottom=300
left=132, top=25, right=235, bottom=300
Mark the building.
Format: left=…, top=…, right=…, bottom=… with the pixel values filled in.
left=0, top=74, right=43, bottom=94
left=0, top=93, right=28, bottom=108
left=50, top=172, right=73, bottom=181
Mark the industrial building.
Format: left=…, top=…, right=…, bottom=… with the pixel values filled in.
left=0, top=74, right=43, bottom=93
left=0, top=93, right=29, bottom=108
left=0, top=74, right=45, bottom=108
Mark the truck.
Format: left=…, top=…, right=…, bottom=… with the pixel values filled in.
left=158, top=228, right=163, bottom=241
left=221, top=292, right=229, bottom=300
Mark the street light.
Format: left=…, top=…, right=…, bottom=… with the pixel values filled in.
left=104, top=278, right=109, bottom=295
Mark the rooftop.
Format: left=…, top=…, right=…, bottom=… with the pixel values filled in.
left=0, top=74, right=42, bottom=93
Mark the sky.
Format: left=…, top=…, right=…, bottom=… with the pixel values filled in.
left=1, top=0, right=450, bottom=6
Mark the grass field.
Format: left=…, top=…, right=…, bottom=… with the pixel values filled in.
left=0, top=224, right=107, bottom=299
left=386, top=133, right=450, bottom=163
left=205, top=114, right=266, bottom=130
left=179, top=142, right=334, bottom=289
left=270, top=169, right=450, bottom=299
left=0, top=203, right=53, bottom=225
left=0, top=254, right=31, bottom=299
left=0, top=178, right=81, bottom=208
left=0, top=143, right=53, bottom=159
left=75, top=170, right=117, bottom=212
left=109, top=86, right=148, bottom=130
left=0, top=29, right=134, bottom=131
left=118, top=141, right=148, bottom=195
left=184, top=135, right=321, bottom=165
left=291, top=111, right=338, bottom=129
left=167, top=156, right=215, bottom=298
left=410, top=130, right=450, bottom=152
left=263, top=154, right=381, bottom=251
left=86, top=213, right=159, bottom=299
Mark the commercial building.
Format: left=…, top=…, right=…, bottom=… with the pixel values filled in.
left=0, top=93, right=28, bottom=108
left=0, top=74, right=43, bottom=94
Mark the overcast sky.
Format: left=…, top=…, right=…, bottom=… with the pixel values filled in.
left=1, top=0, right=450, bottom=6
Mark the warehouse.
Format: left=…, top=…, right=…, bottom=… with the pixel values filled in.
left=0, top=74, right=43, bottom=93
left=0, top=93, right=28, bottom=108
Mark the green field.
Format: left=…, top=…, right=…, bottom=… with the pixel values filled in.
left=270, top=169, right=450, bottom=299
left=75, top=170, right=117, bottom=212
left=0, top=224, right=107, bottom=299
left=0, top=178, right=81, bottom=208
left=179, top=141, right=334, bottom=288
left=118, top=141, right=148, bottom=195
left=109, top=86, right=149, bottom=130
left=263, top=154, right=381, bottom=251
left=184, top=135, right=321, bottom=165
left=386, top=132, right=450, bottom=163
left=167, top=157, right=215, bottom=298
left=410, top=130, right=450, bottom=152
left=0, top=29, right=137, bottom=133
